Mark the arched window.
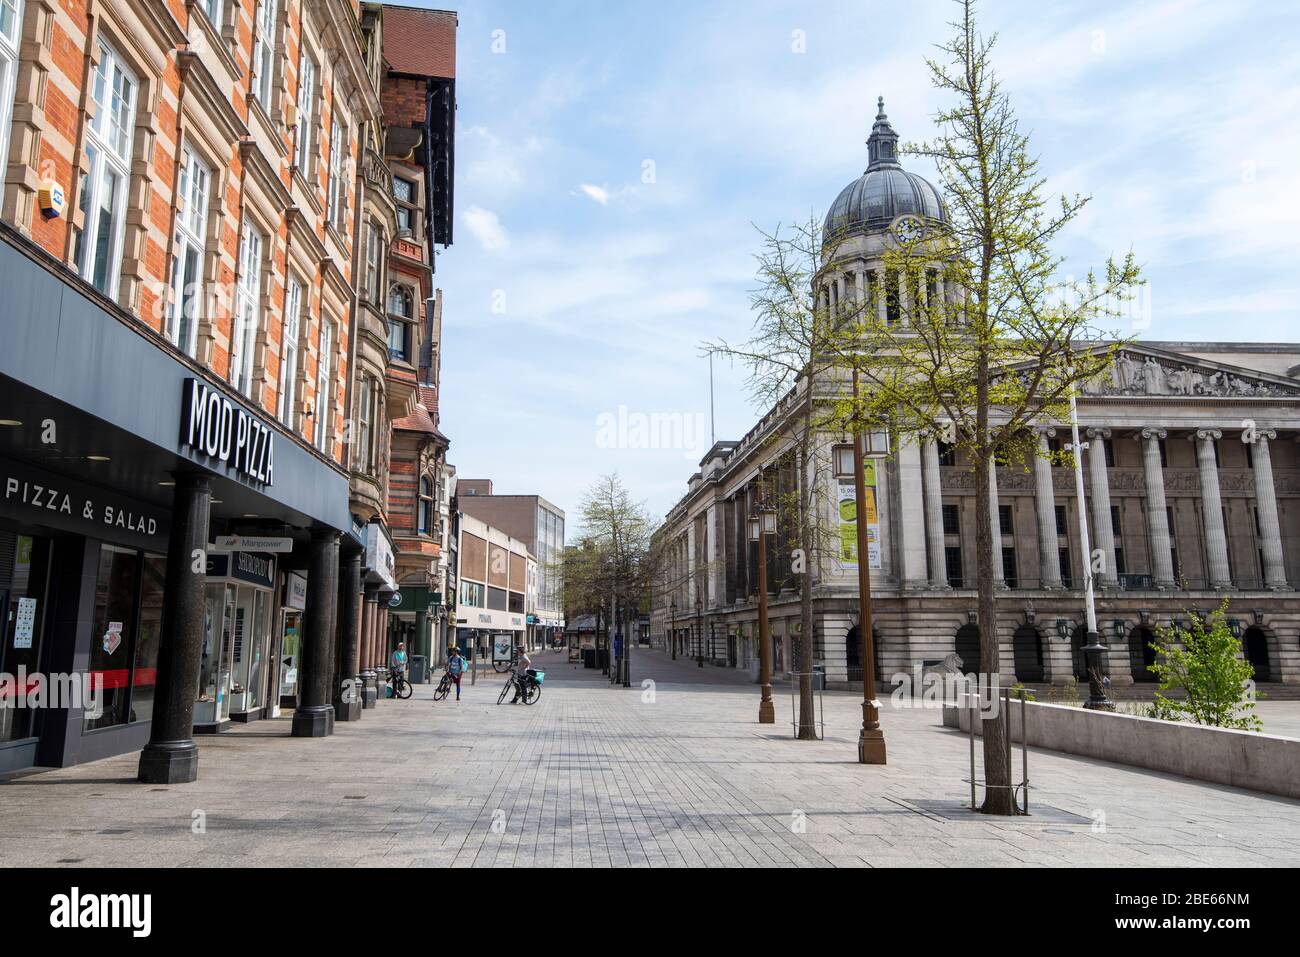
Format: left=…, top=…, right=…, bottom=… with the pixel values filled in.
left=387, top=283, right=413, bottom=318
left=418, top=476, right=434, bottom=535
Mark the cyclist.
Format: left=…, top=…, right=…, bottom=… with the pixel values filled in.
left=446, top=646, right=467, bottom=701
left=508, top=645, right=533, bottom=704
left=389, top=642, right=408, bottom=697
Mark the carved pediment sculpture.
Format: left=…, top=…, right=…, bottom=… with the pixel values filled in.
left=1081, top=351, right=1300, bottom=399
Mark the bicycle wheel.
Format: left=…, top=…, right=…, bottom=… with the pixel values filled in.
left=493, top=659, right=512, bottom=674
left=395, top=676, right=413, bottom=699
left=523, top=681, right=541, bottom=705
left=497, top=679, right=512, bottom=705
left=433, top=677, right=450, bottom=701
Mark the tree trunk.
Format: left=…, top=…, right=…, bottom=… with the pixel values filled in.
left=975, top=376, right=1017, bottom=814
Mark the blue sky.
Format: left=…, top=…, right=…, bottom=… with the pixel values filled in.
left=421, top=0, right=1300, bottom=529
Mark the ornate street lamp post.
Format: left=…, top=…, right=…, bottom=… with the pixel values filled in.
left=1067, top=380, right=1113, bottom=710
left=749, top=501, right=778, bottom=723
left=832, top=368, right=889, bottom=764
left=695, top=596, right=704, bottom=668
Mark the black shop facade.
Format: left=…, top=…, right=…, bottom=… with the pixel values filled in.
left=0, top=229, right=352, bottom=774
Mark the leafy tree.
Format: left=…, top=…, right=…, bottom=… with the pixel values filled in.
left=565, top=474, right=661, bottom=684
left=704, top=217, right=854, bottom=740
left=835, top=0, right=1143, bottom=813
left=1149, top=604, right=1262, bottom=731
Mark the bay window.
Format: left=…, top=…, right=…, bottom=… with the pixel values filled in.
left=74, top=40, right=136, bottom=298
left=231, top=225, right=263, bottom=397
left=356, top=374, right=373, bottom=473
left=419, top=476, right=434, bottom=535
left=393, top=175, right=415, bottom=233
left=167, top=145, right=210, bottom=357
left=364, top=218, right=382, bottom=303
left=387, top=283, right=413, bottom=360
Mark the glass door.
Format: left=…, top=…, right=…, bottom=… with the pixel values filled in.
left=279, top=609, right=302, bottom=703
left=247, top=589, right=268, bottom=713
left=229, top=586, right=254, bottom=714
left=1, top=533, right=52, bottom=743
left=197, top=583, right=236, bottom=724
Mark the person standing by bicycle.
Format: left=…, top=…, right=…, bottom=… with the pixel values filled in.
left=389, top=642, right=408, bottom=697
left=508, top=645, right=533, bottom=704
left=446, top=646, right=467, bottom=701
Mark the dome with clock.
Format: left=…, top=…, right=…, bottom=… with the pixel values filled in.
left=823, top=97, right=948, bottom=243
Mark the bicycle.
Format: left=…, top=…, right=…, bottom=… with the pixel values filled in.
left=388, top=668, right=413, bottom=700
left=433, top=670, right=454, bottom=701
left=496, top=668, right=543, bottom=705
left=493, top=655, right=517, bottom=674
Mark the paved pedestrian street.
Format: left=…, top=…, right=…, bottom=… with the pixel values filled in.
left=1, top=648, right=1296, bottom=868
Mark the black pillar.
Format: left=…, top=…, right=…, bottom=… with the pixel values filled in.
left=293, top=530, right=339, bottom=737
left=138, top=473, right=211, bottom=784
left=334, top=548, right=363, bottom=720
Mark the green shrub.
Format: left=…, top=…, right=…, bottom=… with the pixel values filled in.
left=1148, top=601, right=1261, bottom=731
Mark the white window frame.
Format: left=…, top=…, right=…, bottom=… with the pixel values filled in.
left=197, top=0, right=222, bottom=29
left=327, top=116, right=346, bottom=227
left=294, top=51, right=315, bottom=173
left=167, top=144, right=211, bottom=357
left=249, top=0, right=278, bottom=113
left=0, top=0, right=24, bottom=171
left=231, top=224, right=263, bottom=397
left=356, top=374, right=372, bottom=472
left=314, top=316, right=332, bottom=451
left=277, top=276, right=302, bottom=428
left=364, top=218, right=381, bottom=303
left=76, top=39, right=137, bottom=298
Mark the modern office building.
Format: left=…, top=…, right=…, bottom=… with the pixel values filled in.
left=451, top=510, right=530, bottom=664
left=457, top=482, right=566, bottom=647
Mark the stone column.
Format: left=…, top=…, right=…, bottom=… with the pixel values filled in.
left=876, top=271, right=888, bottom=325
left=895, top=439, right=928, bottom=588
left=293, top=530, right=339, bottom=737
left=987, top=457, right=1005, bottom=586
left=334, top=549, right=363, bottom=721
left=921, top=438, right=949, bottom=588
left=1195, top=429, right=1232, bottom=589
left=1252, top=430, right=1289, bottom=589
left=1033, top=428, right=1063, bottom=588
left=1141, top=429, right=1175, bottom=587
left=1086, top=428, right=1118, bottom=587
left=138, top=473, right=211, bottom=784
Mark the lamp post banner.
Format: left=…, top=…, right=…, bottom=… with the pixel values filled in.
left=837, top=479, right=881, bottom=570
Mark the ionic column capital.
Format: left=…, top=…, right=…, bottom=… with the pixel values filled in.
left=1194, top=428, right=1223, bottom=442
left=1140, top=428, right=1167, bottom=441
left=1254, top=428, right=1278, bottom=443
left=1085, top=427, right=1112, bottom=440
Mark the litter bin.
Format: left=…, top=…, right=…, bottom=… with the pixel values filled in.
left=583, top=648, right=597, bottom=669
left=812, top=664, right=826, bottom=691
left=409, top=655, right=428, bottom=685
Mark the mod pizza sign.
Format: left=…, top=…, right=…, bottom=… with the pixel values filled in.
left=181, top=379, right=275, bottom=485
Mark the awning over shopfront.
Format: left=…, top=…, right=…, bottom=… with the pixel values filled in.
left=0, top=233, right=350, bottom=534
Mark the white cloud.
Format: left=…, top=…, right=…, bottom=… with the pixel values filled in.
left=462, top=205, right=510, bottom=252
left=579, top=183, right=610, bottom=205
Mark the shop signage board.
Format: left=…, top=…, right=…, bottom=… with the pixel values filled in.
left=286, top=573, right=307, bottom=610
left=214, top=534, right=294, bottom=553
left=230, top=551, right=276, bottom=589
left=0, top=459, right=168, bottom=551
left=180, top=378, right=275, bottom=486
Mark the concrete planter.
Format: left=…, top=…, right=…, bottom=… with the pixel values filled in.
left=943, top=699, right=1300, bottom=800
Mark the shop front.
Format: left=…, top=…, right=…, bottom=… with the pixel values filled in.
left=0, top=231, right=352, bottom=774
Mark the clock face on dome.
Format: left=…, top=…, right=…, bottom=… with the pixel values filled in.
left=891, top=214, right=924, bottom=245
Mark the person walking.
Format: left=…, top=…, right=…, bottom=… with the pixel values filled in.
left=446, top=646, right=468, bottom=701
left=509, top=645, right=533, bottom=704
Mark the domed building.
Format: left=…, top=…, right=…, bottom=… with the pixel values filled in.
left=823, top=98, right=947, bottom=243
left=650, top=100, right=1300, bottom=699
